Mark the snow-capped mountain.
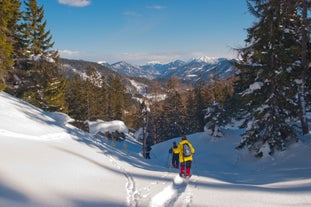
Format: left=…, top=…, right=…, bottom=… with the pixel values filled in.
left=167, top=57, right=237, bottom=82
left=110, top=61, right=153, bottom=79
left=141, top=60, right=186, bottom=76
left=107, top=57, right=237, bottom=82
left=191, top=56, right=219, bottom=64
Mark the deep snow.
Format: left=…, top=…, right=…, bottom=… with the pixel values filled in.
left=0, top=91, right=311, bottom=207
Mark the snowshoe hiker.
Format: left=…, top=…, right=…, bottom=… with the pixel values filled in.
left=176, top=135, right=195, bottom=177
left=169, top=141, right=179, bottom=168
left=145, top=145, right=152, bottom=159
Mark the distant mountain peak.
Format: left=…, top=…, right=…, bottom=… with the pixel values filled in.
left=191, top=56, right=219, bottom=64
left=97, top=60, right=108, bottom=64
left=111, top=60, right=153, bottom=79
left=112, top=60, right=131, bottom=66
left=146, top=61, right=161, bottom=65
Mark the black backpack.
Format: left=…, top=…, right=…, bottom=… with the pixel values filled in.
left=183, top=143, right=192, bottom=157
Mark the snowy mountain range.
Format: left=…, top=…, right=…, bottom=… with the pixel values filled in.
left=106, top=57, right=238, bottom=82
left=59, top=56, right=238, bottom=98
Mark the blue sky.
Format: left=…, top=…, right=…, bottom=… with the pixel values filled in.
left=38, top=0, right=254, bottom=65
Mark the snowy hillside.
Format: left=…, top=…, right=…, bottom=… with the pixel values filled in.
left=0, top=91, right=311, bottom=207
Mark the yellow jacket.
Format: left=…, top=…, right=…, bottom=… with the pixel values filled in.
left=172, top=147, right=179, bottom=154
left=177, top=139, right=195, bottom=162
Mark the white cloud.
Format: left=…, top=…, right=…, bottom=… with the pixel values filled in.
left=59, top=49, right=80, bottom=57
left=58, top=0, right=91, bottom=7
left=147, top=5, right=166, bottom=10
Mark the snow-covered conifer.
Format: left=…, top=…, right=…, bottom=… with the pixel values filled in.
left=204, top=101, right=225, bottom=137
left=234, top=0, right=304, bottom=156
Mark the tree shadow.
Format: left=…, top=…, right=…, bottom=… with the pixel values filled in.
left=0, top=179, right=28, bottom=202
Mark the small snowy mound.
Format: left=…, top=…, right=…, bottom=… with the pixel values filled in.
left=88, top=119, right=128, bottom=135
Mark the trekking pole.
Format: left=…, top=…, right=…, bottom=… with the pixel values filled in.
left=184, top=160, right=187, bottom=177
left=167, top=152, right=173, bottom=172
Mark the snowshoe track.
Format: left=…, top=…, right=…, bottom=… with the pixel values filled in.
left=107, top=154, right=139, bottom=207
left=150, top=174, right=197, bottom=207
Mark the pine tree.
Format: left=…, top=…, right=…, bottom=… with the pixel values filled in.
left=98, top=75, right=109, bottom=120
left=162, top=77, right=185, bottom=139
left=21, top=0, right=55, bottom=58
left=184, top=91, right=197, bottom=134
left=194, top=86, right=208, bottom=131
left=235, top=0, right=299, bottom=157
left=41, top=60, right=67, bottom=112
left=108, top=76, right=126, bottom=120
left=85, top=65, right=102, bottom=120
left=14, top=0, right=66, bottom=112
left=147, top=107, right=161, bottom=143
left=0, top=0, right=21, bottom=90
left=204, top=101, right=226, bottom=137
left=65, top=75, right=88, bottom=121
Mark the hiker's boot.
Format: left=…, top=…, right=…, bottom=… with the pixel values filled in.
left=186, top=167, right=191, bottom=177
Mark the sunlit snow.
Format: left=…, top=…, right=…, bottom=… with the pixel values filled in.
left=0, top=91, right=310, bottom=207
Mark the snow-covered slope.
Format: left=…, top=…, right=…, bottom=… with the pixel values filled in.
left=0, top=92, right=311, bottom=207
